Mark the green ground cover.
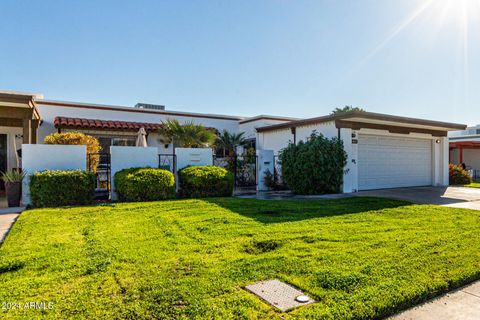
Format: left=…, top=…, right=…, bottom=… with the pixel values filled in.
left=1, top=197, right=479, bottom=319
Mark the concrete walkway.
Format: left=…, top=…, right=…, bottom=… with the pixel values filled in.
left=390, top=281, right=480, bottom=320
left=0, top=208, right=23, bottom=243
left=239, top=186, right=480, bottom=210
left=354, top=186, right=480, bottom=210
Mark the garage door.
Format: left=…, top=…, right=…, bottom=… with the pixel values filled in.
left=358, top=135, right=432, bottom=190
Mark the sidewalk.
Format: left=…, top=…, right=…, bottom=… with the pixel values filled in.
left=391, top=281, right=480, bottom=320
left=0, top=208, right=23, bottom=243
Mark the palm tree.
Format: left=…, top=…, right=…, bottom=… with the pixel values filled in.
left=330, top=105, right=365, bottom=115
left=158, top=119, right=216, bottom=148
left=214, top=130, right=247, bottom=157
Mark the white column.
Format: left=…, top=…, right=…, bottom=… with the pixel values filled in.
left=256, top=150, right=274, bottom=191
left=341, top=128, right=358, bottom=193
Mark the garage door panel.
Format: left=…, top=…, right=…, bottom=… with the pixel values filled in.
left=358, top=135, right=432, bottom=190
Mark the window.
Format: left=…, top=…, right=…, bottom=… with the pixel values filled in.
left=98, top=136, right=136, bottom=152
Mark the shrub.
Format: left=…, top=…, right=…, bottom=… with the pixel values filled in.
left=30, top=170, right=96, bottom=207
left=263, top=169, right=287, bottom=191
left=44, top=132, right=101, bottom=172
left=449, top=164, right=472, bottom=185
left=114, top=168, right=175, bottom=202
left=178, top=166, right=234, bottom=198
left=279, top=132, right=348, bottom=194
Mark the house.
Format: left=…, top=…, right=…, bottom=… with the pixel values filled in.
left=449, top=125, right=480, bottom=178
left=256, top=111, right=466, bottom=192
left=0, top=90, right=295, bottom=175
left=0, top=90, right=467, bottom=194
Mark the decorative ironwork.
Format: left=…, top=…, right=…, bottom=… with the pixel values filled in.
left=88, top=153, right=111, bottom=200
left=158, top=154, right=176, bottom=173
left=273, top=155, right=288, bottom=190
left=214, top=154, right=257, bottom=188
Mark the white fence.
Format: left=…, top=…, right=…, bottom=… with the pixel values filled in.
left=20, top=145, right=276, bottom=205
left=175, top=148, right=213, bottom=171
left=22, top=144, right=87, bottom=205
left=110, top=146, right=159, bottom=200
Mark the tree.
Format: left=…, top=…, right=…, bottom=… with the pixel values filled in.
left=44, top=132, right=101, bottom=172
left=214, top=130, right=247, bottom=157
left=330, top=105, right=365, bottom=115
left=158, top=119, right=216, bottom=148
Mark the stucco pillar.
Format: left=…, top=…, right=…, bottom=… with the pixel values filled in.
left=257, top=150, right=274, bottom=191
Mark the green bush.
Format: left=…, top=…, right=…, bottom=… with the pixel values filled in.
left=449, top=164, right=472, bottom=185
left=279, top=132, right=348, bottom=194
left=178, top=165, right=234, bottom=198
left=114, top=168, right=175, bottom=202
left=30, top=170, right=96, bottom=207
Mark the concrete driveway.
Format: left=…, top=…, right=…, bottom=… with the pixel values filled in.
left=354, top=186, right=480, bottom=210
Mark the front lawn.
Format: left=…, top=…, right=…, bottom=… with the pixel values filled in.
left=464, top=182, right=480, bottom=188
left=1, top=198, right=480, bottom=319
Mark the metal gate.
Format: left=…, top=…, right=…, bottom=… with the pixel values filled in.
left=213, top=155, right=257, bottom=188
left=88, top=153, right=111, bottom=200
left=158, top=154, right=176, bottom=173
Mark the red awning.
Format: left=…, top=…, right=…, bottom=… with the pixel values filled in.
left=54, top=116, right=163, bottom=133
left=450, top=141, right=480, bottom=149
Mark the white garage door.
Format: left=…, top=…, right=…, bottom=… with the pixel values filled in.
left=358, top=135, right=432, bottom=190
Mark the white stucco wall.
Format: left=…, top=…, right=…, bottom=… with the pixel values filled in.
left=295, top=121, right=339, bottom=141
left=110, top=146, right=159, bottom=200
left=22, top=144, right=87, bottom=205
left=36, top=103, right=240, bottom=153
left=257, top=128, right=293, bottom=155
left=175, top=148, right=213, bottom=171
left=239, top=119, right=292, bottom=141
left=258, top=123, right=450, bottom=193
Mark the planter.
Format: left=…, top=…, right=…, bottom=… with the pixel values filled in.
left=5, top=181, right=21, bottom=207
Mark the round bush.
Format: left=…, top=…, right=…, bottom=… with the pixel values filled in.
left=30, top=170, right=96, bottom=207
left=178, top=165, right=234, bottom=198
left=279, top=132, right=347, bottom=194
left=449, top=164, right=472, bottom=185
left=114, top=168, right=176, bottom=202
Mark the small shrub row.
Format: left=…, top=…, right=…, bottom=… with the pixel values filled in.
left=114, top=168, right=176, bottom=202
left=30, top=170, right=96, bottom=208
left=449, top=164, right=472, bottom=185
left=178, top=165, right=234, bottom=198
left=29, top=165, right=233, bottom=208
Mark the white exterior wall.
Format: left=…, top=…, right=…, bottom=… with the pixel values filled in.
left=22, top=144, right=87, bottom=205
left=239, top=119, right=292, bottom=141
left=175, top=148, right=213, bottom=171
left=257, top=128, right=293, bottom=155
left=295, top=121, right=338, bottom=141
left=0, top=126, right=23, bottom=170
left=110, top=146, right=159, bottom=200
left=36, top=103, right=240, bottom=153
left=356, top=129, right=448, bottom=188
left=258, top=123, right=450, bottom=193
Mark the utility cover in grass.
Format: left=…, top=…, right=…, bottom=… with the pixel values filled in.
left=245, top=279, right=315, bottom=311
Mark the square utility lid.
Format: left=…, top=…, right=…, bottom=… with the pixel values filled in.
left=245, top=279, right=315, bottom=312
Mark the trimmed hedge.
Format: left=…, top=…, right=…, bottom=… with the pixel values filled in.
left=280, top=132, right=348, bottom=194
left=449, top=164, right=472, bottom=185
left=30, top=170, right=96, bottom=207
left=178, top=166, right=234, bottom=198
left=114, top=168, right=175, bottom=202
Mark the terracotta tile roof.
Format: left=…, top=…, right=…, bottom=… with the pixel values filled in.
left=54, top=116, right=163, bottom=132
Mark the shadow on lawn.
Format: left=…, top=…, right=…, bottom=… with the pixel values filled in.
left=205, top=197, right=411, bottom=224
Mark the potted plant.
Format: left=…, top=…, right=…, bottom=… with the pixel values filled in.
left=1, top=170, right=26, bottom=207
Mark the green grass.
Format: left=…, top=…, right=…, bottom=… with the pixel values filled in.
left=1, top=197, right=480, bottom=319
left=464, top=182, right=480, bottom=188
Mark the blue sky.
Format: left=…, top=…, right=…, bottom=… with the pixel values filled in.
left=1, top=0, right=479, bottom=124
